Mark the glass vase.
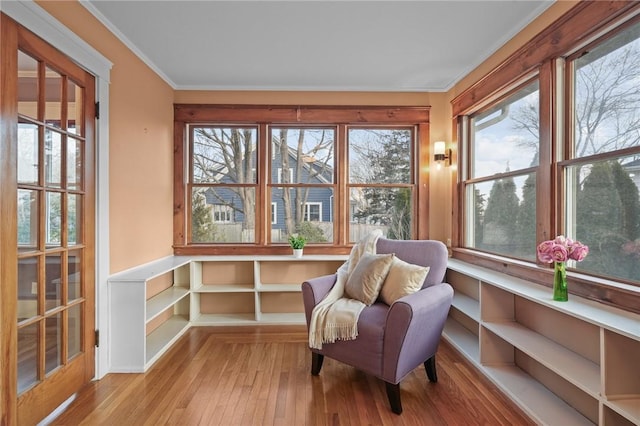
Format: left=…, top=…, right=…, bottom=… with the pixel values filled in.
left=553, top=262, right=568, bottom=301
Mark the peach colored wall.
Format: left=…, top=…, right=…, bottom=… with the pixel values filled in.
left=36, top=1, right=175, bottom=274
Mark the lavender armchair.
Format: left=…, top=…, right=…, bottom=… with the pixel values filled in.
left=302, top=238, right=453, bottom=414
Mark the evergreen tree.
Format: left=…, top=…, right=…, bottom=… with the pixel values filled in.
left=516, top=173, right=537, bottom=259
left=611, top=161, right=640, bottom=240
left=191, top=192, right=220, bottom=242
left=576, top=161, right=624, bottom=276
left=473, top=187, right=485, bottom=247
left=354, top=130, right=412, bottom=238
left=482, top=174, right=520, bottom=253
left=611, top=161, right=640, bottom=280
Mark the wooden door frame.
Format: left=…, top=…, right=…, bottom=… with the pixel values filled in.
left=0, top=3, right=111, bottom=424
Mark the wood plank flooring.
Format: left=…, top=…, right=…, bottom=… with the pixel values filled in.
left=49, top=326, right=534, bottom=425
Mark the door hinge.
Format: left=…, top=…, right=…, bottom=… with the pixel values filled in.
left=95, top=330, right=100, bottom=347
left=95, top=101, right=100, bottom=119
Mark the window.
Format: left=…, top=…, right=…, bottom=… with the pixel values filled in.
left=189, top=126, right=257, bottom=243
left=270, top=127, right=334, bottom=244
left=564, top=20, right=640, bottom=282
left=348, top=128, right=415, bottom=242
left=211, top=205, right=233, bottom=223
left=454, top=3, right=640, bottom=308
left=175, top=106, right=429, bottom=252
left=277, top=168, right=293, bottom=184
left=304, top=203, right=322, bottom=222
left=464, top=81, right=540, bottom=261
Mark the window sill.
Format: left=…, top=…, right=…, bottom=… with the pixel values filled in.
left=451, top=248, right=640, bottom=315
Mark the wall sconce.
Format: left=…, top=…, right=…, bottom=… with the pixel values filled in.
left=434, top=141, right=452, bottom=169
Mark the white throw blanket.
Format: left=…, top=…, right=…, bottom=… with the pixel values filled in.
left=308, top=230, right=382, bottom=350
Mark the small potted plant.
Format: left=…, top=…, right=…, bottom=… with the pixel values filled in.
left=288, top=234, right=306, bottom=258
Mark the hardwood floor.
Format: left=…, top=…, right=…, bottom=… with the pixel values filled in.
left=49, top=326, right=534, bottom=426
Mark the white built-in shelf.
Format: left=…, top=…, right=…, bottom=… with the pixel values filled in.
left=484, top=365, right=594, bottom=426
left=483, top=321, right=600, bottom=396
left=445, top=258, right=640, bottom=426
left=605, top=398, right=640, bottom=423
left=145, top=316, right=189, bottom=364
left=447, top=259, right=640, bottom=340
left=109, top=256, right=192, bottom=282
left=146, top=287, right=190, bottom=322
left=257, top=284, right=301, bottom=292
left=193, top=284, right=254, bottom=293
left=192, top=313, right=256, bottom=325
left=443, top=317, right=479, bottom=363
left=110, top=255, right=347, bottom=371
left=451, top=292, right=480, bottom=321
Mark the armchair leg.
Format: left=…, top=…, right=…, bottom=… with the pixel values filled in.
left=424, top=355, right=437, bottom=383
left=385, top=382, right=402, bottom=414
left=311, top=352, right=324, bottom=375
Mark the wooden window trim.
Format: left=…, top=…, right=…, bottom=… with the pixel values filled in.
left=451, top=2, right=640, bottom=314
left=174, top=105, right=430, bottom=255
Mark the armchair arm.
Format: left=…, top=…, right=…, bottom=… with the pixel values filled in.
left=382, top=283, right=454, bottom=383
left=301, top=274, right=338, bottom=327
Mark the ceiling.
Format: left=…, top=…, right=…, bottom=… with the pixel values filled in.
left=83, top=1, right=553, bottom=92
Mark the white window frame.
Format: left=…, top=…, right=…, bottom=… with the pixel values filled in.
left=277, top=167, right=293, bottom=184
left=304, top=202, right=322, bottom=222
left=271, top=202, right=277, bottom=224
left=211, top=204, right=233, bottom=223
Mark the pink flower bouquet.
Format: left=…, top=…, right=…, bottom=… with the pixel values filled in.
left=537, top=235, right=589, bottom=264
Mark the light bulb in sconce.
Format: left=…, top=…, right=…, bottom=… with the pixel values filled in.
left=433, top=141, right=451, bottom=168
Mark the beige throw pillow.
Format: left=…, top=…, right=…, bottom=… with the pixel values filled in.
left=345, top=253, right=395, bottom=305
left=380, top=257, right=430, bottom=305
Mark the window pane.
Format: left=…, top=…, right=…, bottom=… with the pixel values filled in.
left=46, top=192, right=62, bottom=247
left=45, top=254, right=62, bottom=311
left=45, top=129, right=62, bottom=188
left=18, top=51, right=39, bottom=120
left=68, top=250, right=82, bottom=301
left=349, top=128, right=412, bottom=184
left=18, top=257, right=39, bottom=321
left=45, top=66, right=62, bottom=129
left=349, top=187, right=412, bottom=242
left=192, top=127, right=257, bottom=184
left=465, top=173, right=536, bottom=260
left=574, top=22, right=640, bottom=157
left=68, top=79, right=83, bottom=135
left=68, top=304, right=81, bottom=359
left=68, top=193, right=82, bottom=246
left=566, top=156, right=640, bottom=281
left=271, top=128, right=335, bottom=184
left=18, top=189, right=38, bottom=251
left=191, top=187, right=255, bottom=243
left=18, top=323, right=39, bottom=394
left=67, top=137, right=82, bottom=190
left=45, top=313, right=62, bottom=375
left=470, top=81, right=539, bottom=178
left=18, top=122, right=39, bottom=185
left=271, top=187, right=333, bottom=244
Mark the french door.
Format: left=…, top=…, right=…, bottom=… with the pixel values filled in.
left=1, top=14, right=96, bottom=425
